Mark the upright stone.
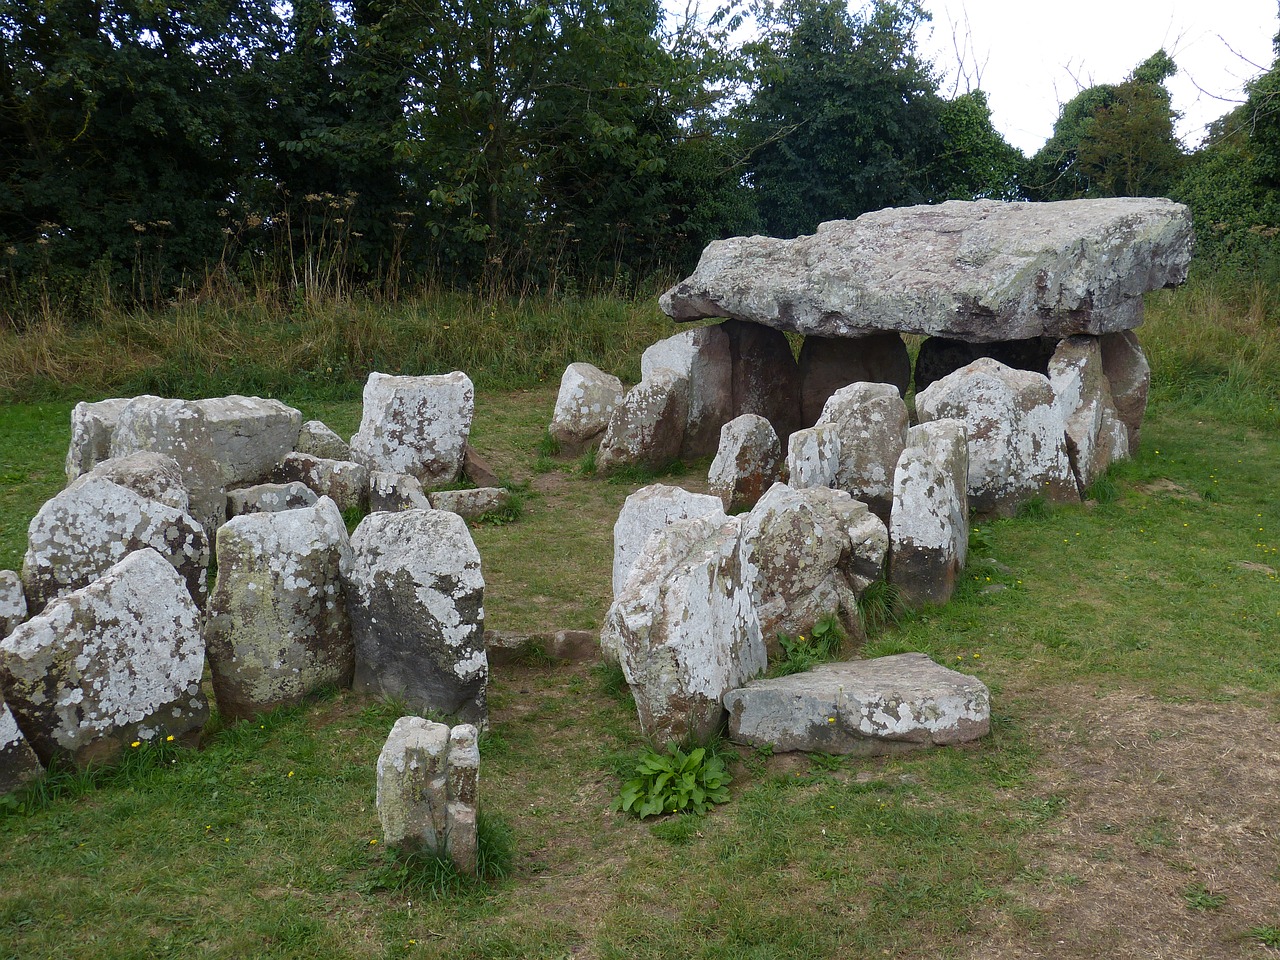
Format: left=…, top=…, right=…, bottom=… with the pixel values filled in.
left=786, top=424, right=842, bottom=490
left=1101, top=330, right=1151, bottom=450
left=548, top=362, right=625, bottom=455
left=296, top=420, right=351, bottom=461
left=273, top=452, right=369, bottom=513
left=347, top=510, right=487, bottom=725
left=349, top=371, right=474, bottom=488
left=204, top=497, right=355, bottom=722
left=815, top=382, right=909, bottom=522
left=65, top=397, right=138, bottom=482
left=596, top=369, right=690, bottom=473
left=916, top=357, right=1078, bottom=517
left=707, top=415, right=782, bottom=513
left=445, top=724, right=480, bottom=876
left=610, top=484, right=726, bottom=598
left=723, top=319, right=802, bottom=443
left=1, top=697, right=42, bottom=794
left=798, top=334, right=911, bottom=426
left=1, top=571, right=27, bottom=639
left=1049, top=336, right=1129, bottom=495
left=67, top=451, right=190, bottom=513
left=641, top=326, right=734, bottom=459
left=889, top=420, right=970, bottom=607
left=0, top=549, right=208, bottom=767
left=913, top=336, right=1058, bottom=394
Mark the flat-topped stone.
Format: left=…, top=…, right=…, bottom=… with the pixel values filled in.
left=661, top=199, right=1193, bottom=342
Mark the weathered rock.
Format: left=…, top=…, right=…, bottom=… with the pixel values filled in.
left=226, top=481, right=318, bottom=518
left=67, top=451, right=189, bottom=513
left=548, top=362, right=625, bottom=455
left=785, top=424, right=842, bottom=490
left=641, top=326, right=734, bottom=458
left=376, top=717, right=480, bottom=875
left=462, top=445, right=501, bottom=488
left=603, top=514, right=764, bottom=743
left=914, top=336, right=1058, bottom=394
left=65, top=397, right=138, bottom=482
left=739, top=483, right=888, bottom=645
left=724, top=654, right=990, bottom=755
left=610, top=484, right=725, bottom=599
left=662, top=198, right=1194, bottom=341
left=296, top=420, right=351, bottom=461
left=204, top=497, right=354, bottom=722
left=707, top=415, right=782, bottom=513
left=815, top=382, right=909, bottom=522
left=349, top=371, right=474, bottom=488
left=485, top=629, right=599, bottom=665
left=429, top=487, right=510, bottom=520
left=368, top=471, right=432, bottom=513
left=110, top=394, right=302, bottom=535
left=1, top=571, right=27, bottom=639
left=347, top=510, right=487, bottom=725
left=0, top=549, right=208, bottom=767
left=596, top=369, right=690, bottom=473
left=1049, top=335, right=1130, bottom=495
left=723, top=319, right=802, bottom=443
left=273, top=452, right=369, bottom=514
left=1, top=696, right=42, bottom=794
left=22, top=477, right=208, bottom=612
left=1100, top=330, right=1151, bottom=450
left=916, top=358, right=1078, bottom=517
left=888, top=420, right=969, bottom=607
left=798, top=334, right=911, bottom=425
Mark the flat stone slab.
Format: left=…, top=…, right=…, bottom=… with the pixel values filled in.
left=661, top=199, right=1193, bottom=342
left=724, top=653, right=989, bottom=755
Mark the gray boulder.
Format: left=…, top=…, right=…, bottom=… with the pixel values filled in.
left=296, top=420, right=351, bottom=461
left=815, top=381, right=909, bottom=522
left=67, top=450, right=189, bottom=513
left=349, top=371, right=474, bottom=488
left=596, top=369, right=690, bottom=473
left=724, top=654, right=990, bottom=755
left=707, top=415, right=782, bottom=513
left=429, top=487, right=510, bottom=520
left=0, top=549, right=208, bottom=767
left=226, top=481, right=319, bottom=518
left=1, top=571, right=27, bottom=639
left=662, top=198, right=1194, bottom=341
left=785, top=424, right=842, bottom=490
left=273, top=452, right=369, bottom=514
left=346, top=510, right=487, bottom=725
left=65, top=397, right=138, bottom=482
left=1, top=696, right=42, bottom=794
left=610, top=484, right=726, bottom=599
left=641, top=326, right=733, bottom=458
left=1049, top=335, right=1130, bottom=495
left=204, top=497, right=355, bottom=722
left=798, top=334, right=911, bottom=425
left=368, top=471, right=432, bottom=513
left=548, top=362, right=625, bottom=455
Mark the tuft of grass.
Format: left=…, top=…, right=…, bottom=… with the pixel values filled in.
left=363, top=810, right=514, bottom=896
left=604, top=458, right=686, bottom=485
left=1248, top=925, right=1280, bottom=948
left=594, top=660, right=631, bottom=704
left=1181, top=882, right=1227, bottom=911
left=856, top=580, right=903, bottom=636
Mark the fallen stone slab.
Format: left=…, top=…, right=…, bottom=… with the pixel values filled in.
left=1, top=696, right=42, bottom=795
left=724, top=654, right=990, bottom=755
left=350, top=371, right=474, bottom=488
left=429, top=487, right=510, bottom=520
left=662, top=198, right=1193, bottom=341
left=548, top=362, right=625, bottom=455
left=226, top=481, right=319, bottom=518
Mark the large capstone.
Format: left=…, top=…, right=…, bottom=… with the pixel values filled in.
left=548, top=362, right=625, bottom=455
left=346, top=510, right=487, bottom=725
left=596, top=368, right=690, bottom=473
left=349, top=371, right=474, bottom=488
left=662, top=198, right=1193, bottom=341
left=204, top=497, right=355, bottom=722
left=641, top=326, right=733, bottom=458
left=0, top=549, right=208, bottom=767
left=815, top=381, right=909, bottom=522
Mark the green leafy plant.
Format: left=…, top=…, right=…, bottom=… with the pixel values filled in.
left=771, top=614, right=847, bottom=677
left=612, top=743, right=732, bottom=819
left=1181, top=882, right=1226, bottom=910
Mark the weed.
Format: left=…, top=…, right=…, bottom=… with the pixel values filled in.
left=968, top=524, right=996, bottom=555
left=605, top=459, right=686, bottom=485
left=770, top=618, right=845, bottom=678
left=1084, top=470, right=1120, bottom=504
left=612, top=743, right=732, bottom=819
left=1248, top=925, right=1280, bottom=948
left=577, top=445, right=598, bottom=476
left=1182, top=882, right=1226, bottom=910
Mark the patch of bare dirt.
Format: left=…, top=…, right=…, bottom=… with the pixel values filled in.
left=1137, top=478, right=1203, bottom=501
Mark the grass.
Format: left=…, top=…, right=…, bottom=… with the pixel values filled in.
left=1, top=274, right=1279, bottom=956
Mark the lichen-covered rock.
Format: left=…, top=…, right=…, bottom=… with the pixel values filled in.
left=641, top=326, right=733, bottom=458
left=376, top=717, right=480, bottom=875
left=548, top=363, right=625, bottom=455
left=1101, top=330, right=1151, bottom=450
left=610, top=484, right=726, bottom=599
left=815, top=381, right=909, bottom=522
left=0, top=549, right=208, bottom=767
left=0, top=696, right=42, bottom=794
left=596, top=369, right=690, bottom=473
left=1, top=571, right=27, bottom=639
left=888, top=420, right=969, bottom=607
left=347, top=510, right=487, bottom=725
left=723, top=319, right=802, bottom=443
left=786, top=424, right=842, bottom=490
left=349, top=372, right=474, bottom=488
left=662, top=198, right=1194, bottom=340
left=296, top=420, right=351, bottom=461
left=428, top=487, right=509, bottom=520
left=914, top=336, right=1057, bottom=394
left=368, top=471, right=432, bottom=513
left=273, top=452, right=369, bottom=514
left=204, top=497, right=354, bottom=722
left=724, top=654, right=990, bottom=755
left=1049, top=335, right=1130, bottom=495
left=65, top=397, right=139, bottom=482
left=603, top=514, right=764, bottom=743
left=738, top=483, right=888, bottom=645
left=22, top=477, right=209, bottom=612
left=707, top=415, right=782, bottom=513
left=798, top=334, right=911, bottom=425
left=67, top=451, right=189, bottom=513
left=916, top=357, right=1078, bottom=517
left=226, top=481, right=318, bottom=518
left=109, top=394, right=302, bottom=535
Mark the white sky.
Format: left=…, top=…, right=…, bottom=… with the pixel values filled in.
left=920, top=0, right=1280, bottom=153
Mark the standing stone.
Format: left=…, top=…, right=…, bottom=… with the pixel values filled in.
left=914, top=336, right=1057, bottom=394
left=347, top=510, right=487, bottom=725
left=22, top=477, right=209, bottom=612
left=641, top=326, right=734, bottom=459
left=1049, top=335, right=1130, bottom=495
left=707, top=415, right=783, bottom=513
left=603, top=515, right=765, bottom=743
left=67, top=451, right=190, bottom=513
left=798, top=334, right=911, bottom=426
left=349, top=371, right=474, bottom=488
left=815, top=382, right=909, bottom=522
left=548, top=362, right=625, bottom=455
left=786, top=424, right=842, bottom=490
left=724, top=319, right=802, bottom=443
left=1101, top=330, right=1151, bottom=450
left=204, top=497, right=355, bottom=722
left=1, top=571, right=27, bottom=639
left=273, top=452, right=370, bottom=514
left=596, top=369, right=690, bottom=473
left=462, top=445, right=502, bottom=489
left=110, top=394, right=302, bottom=535
left=368, top=471, right=432, bottom=513
left=296, top=420, right=351, bottom=461
left=226, top=481, right=319, bottom=518
left=65, top=397, right=139, bottom=482
left=1, top=696, right=42, bottom=794
left=610, top=484, right=726, bottom=598
left=739, top=483, right=888, bottom=644
left=445, top=724, right=480, bottom=876
left=916, top=357, right=1079, bottom=517
left=0, top=549, right=208, bottom=767
left=888, top=420, right=969, bottom=607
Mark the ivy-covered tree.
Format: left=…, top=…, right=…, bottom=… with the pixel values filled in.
left=931, top=89, right=1027, bottom=201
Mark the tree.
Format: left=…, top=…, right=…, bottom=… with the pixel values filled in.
left=931, top=89, right=1027, bottom=201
